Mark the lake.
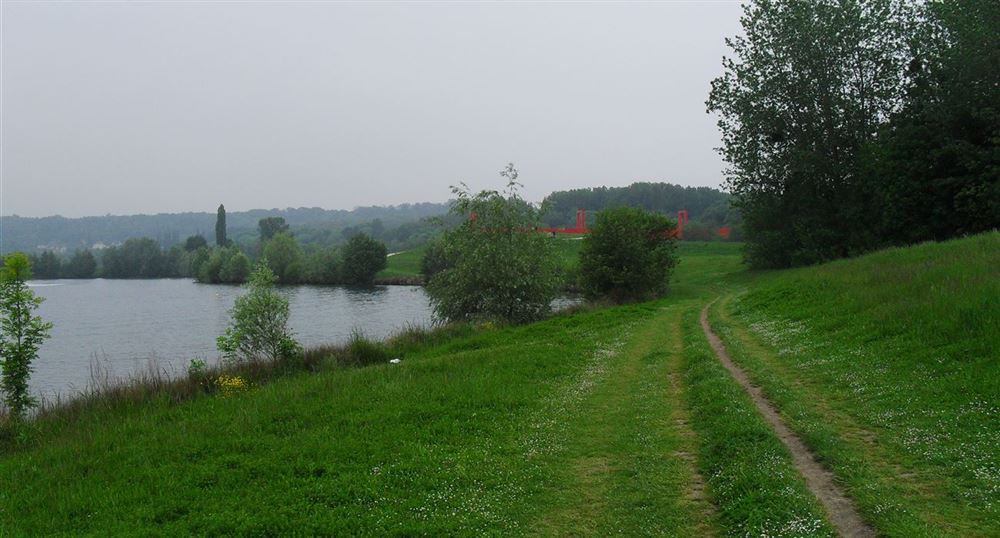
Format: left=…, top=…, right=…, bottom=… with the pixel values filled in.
left=27, top=279, right=435, bottom=401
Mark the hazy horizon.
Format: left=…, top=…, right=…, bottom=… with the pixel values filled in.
left=2, top=1, right=744, bottom=218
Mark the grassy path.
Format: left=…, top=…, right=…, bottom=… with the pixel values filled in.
left=700, top=303, right=873, bottom=537
left=529, top=304, right=717, bottom=536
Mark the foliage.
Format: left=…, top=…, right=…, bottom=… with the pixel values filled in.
left=711, top=0, right=998, bottom=267
left=426, top=164, right=559, bottom=324
left=542, top=182, right=739, bottom=239
left=343, top=329, right=389, bottom=366
left=0, top=253, right=53, bottom=420
left=340, top=233, right=387, bottom=286
left=185, top=358, right=213, bottom=393
left=709, top=0, right=918, bottom=267
left=579, top=207, right=679, bottom=303
left=216, top=264, right=300, bottom=365
left=101, top=238, right=179, bottom=278
left=0, top=203, right=450, bottom=255
left=63, top=250, right=97, bottom=279
left=302, top=247, right=340, bottom=285
left=258, top=217, right=290, bottom=243
left=262, top=232, right=302, bottom=284
left=197, top=246, right=249, bottom=284
left=219, top=251, right=252, bottom=283
left=27, top=251, right=61, bottom=280
left=418, top=240, right=453, bottom=282
left=858, top=0, right=1000, bottom=245
left=184, top=235, right=208, bottom=252
left=215, top=205, right=228, bottom=247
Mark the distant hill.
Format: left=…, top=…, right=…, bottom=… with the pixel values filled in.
left=3, top=182, right=741, bottom=253
left=1, top=203, right=449, bottom=253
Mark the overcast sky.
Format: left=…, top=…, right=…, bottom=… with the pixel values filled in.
left=2, top=1, right=744, bottom=218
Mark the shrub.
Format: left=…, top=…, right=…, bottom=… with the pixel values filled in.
left=579, top=207, right=678, bottom=303
left=263, top=232, right=302, bottom=284
left=341, top=234, right=388, bottom=286
left=426, top=164, right=559, bottom=324
left=419, top=239, right=454, bottom=282
left=0, top=253, right=53, bottom=420
left=303, top=248, right=340, bottom=285
left=217, top=264, right=300, bottom=364
left=345, top=329, right=389, bottom=366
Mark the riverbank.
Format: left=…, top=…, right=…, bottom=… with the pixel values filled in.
left=4, top=236, right=996, bottom=535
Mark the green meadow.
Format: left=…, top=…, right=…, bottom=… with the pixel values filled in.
left=2, top=235, right=998, bottom=536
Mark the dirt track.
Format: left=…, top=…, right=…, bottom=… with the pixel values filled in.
left=700, top=302, right=874, bottom=538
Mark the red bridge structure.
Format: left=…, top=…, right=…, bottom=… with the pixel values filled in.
left=537, top=208, right=689, bottom=240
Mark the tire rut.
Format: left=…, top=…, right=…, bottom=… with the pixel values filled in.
left=699, top=302, right=875, bottom=538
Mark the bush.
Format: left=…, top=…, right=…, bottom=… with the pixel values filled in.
left=579, top=207, right=678, bottom=303
left=217, top=264, right=300, bottom=364
left=419, top=239, right=454, bottom=282
left=426, top=164, right=559, bottom=324
left=0, top=253, right=53, bottom=420
left=341, top=234, right=388, bottom=286
left=303, top=248, right=340, bottom=285
left=263, top=232, right=302, bottom=284
left=344, top=330, right=389, bottom=366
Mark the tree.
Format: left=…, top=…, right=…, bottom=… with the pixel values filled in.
left=0, top=253, right=53, bottom=420
left=341, top=234, right=387, bottom=286
left=215, top=205, right=228, bottom=247
left=579, top=207, right=678, bottom=303
left=28, top=251, right=61, bottom=280
left=303, top=248, right=340, bottom=285
left=861, top=0, right=1000, bottom=244
left=220, top=251, right=252, bottom=283
left=101, top=238, right=171, bottom=278
left=197, top=246, right=248, bottom=284
left=258, top=217, right=289, bottom=243
left=63, top=250, right=97, bottom=279
left=184, top=235, right=209, bottom=252
left=262, top=232, right=302, bottom=284
left=217, top=264, right=299, bottom=364
left=425, top=164, right=559, bottom=324
left=708, top=0, right=917, bottom=267
left=419, top=239, right=454, bottom=282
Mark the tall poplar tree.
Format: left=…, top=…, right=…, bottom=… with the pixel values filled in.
left=215, top=204, right=228, bottom=247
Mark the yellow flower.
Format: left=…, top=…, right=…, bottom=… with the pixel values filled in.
left=216, top=374, right=249, bottom=397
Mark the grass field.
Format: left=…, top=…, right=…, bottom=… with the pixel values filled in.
left=376, top=247, right=427, bottom=279
left=2, top=234, right=997, bottom=535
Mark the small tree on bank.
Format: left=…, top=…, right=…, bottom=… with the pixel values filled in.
left=341, top=233, right=388, bottom=286
left=217, top=264, right=299, bottom=364
left=426, top=164, right=559, bottom=324
left=580, top=207, right=678, bottom=303
left=0, top=253, right=53, bottom=420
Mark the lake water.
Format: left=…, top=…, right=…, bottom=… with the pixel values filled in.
left=27, top=279, right=435, bottom=401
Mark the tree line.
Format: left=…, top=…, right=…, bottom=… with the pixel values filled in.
left=541, top=182, right=741, bottom=241
left=709, top=0, right=998, bottom=268
left=22, top=207, right=388, bottom=286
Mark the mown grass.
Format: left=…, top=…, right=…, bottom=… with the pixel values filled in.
left=377, top=247, right=426, bottom=279
left=709, top=232, right=1000, bottom=536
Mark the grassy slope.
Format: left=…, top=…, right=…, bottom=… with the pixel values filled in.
left=377, top=247, right=426, bottom=279
left=710, top=232, right=1000, bottom=536
left=3, top=236, right=997, bottom=536
left=0, top=243, right=739, bottom=536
